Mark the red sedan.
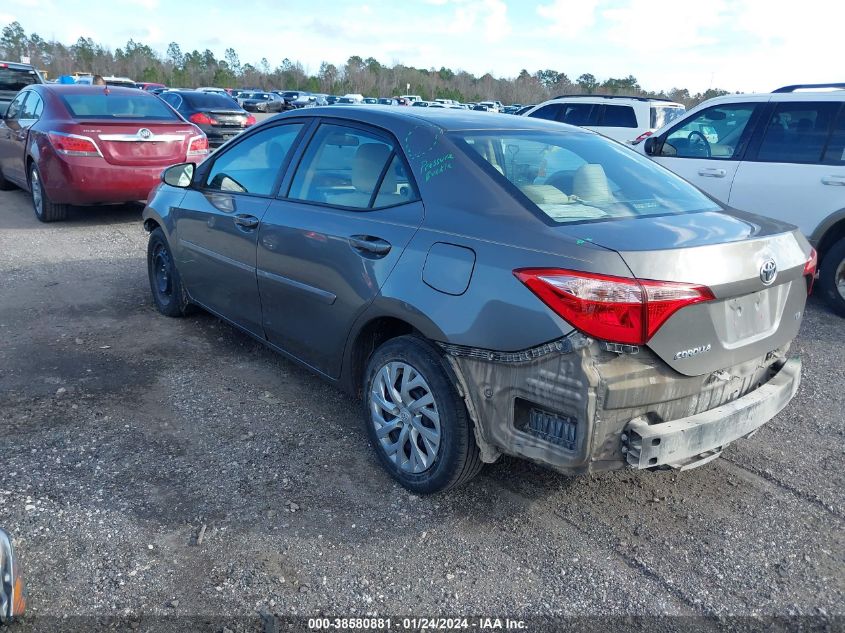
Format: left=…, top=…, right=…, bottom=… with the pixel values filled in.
left=0, top=84, right=208, bottom=222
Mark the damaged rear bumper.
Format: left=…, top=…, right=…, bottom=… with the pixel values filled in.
left=622, top=356, right=801, bottom=470
left=441, top=336, right=800, bottom=475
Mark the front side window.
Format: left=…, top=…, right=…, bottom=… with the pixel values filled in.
left=205, top=124, right=303, bottom=195
left=755, top=102, right=838, bottom=164
left=288, top=124, right=417, bottom=210
left=662, top=103, right=756, bottom=159
left=454, top=130, right=720, bottom=224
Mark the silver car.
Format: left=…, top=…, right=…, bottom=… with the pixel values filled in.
left=142, top=108, right=815, bottom=493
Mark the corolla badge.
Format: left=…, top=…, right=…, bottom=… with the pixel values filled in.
left=674, top=344, right=712, bottom=360
left=138, top=128, right=153, bottom=140
left=760, top=258, right=777, bottom=286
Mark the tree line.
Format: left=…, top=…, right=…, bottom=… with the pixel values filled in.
left=1, top=21, right=730, bottom=107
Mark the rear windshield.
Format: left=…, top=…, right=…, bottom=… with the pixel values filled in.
left=61, top=93, right=179, bottom=120
left=183, top=92, right=238, bottom=108
left=651, top=105, right=686, bottom=129
left=453, top=130, right=719, bottom=224
left=0, top=67, right=40, bottom=91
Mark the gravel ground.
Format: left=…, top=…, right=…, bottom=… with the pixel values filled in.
left=0, top=190, right=843, bottom=631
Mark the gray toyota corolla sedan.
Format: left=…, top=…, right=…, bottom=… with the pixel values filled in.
left=142, top=107, right=816, bottom=493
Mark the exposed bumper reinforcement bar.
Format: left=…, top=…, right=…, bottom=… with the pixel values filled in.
left=623, top=356, right=801, bottom=470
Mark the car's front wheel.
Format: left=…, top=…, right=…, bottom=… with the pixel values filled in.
left=147, top=227, right=192, bottom=317
left=819, top=237, right=845, bottom=317
left=29, top=163, right=69, bottom=222
left=363, top=335, right=483, bottom=494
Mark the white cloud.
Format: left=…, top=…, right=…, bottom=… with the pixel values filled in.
left=602, top=0, right=727, bottom=52
left=536, top=0, right=599, bottom=37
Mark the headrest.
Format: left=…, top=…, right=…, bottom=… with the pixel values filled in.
left=573, top=163, right=613, bottom=203
left=353, top=143, right=392, bottom=194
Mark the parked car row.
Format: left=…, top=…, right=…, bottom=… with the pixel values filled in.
left=0, top=57, right=840, bottom=493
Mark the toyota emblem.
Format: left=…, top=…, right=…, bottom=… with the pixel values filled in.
left=138, top=128, right=152, bottom=139
left=760, top=258, right=777, bottom=285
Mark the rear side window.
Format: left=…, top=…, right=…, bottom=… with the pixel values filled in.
left=20, top=93, right=42, bottom=120
left=61, top=93, right=179, bottom=120
left=600, top=105, right=637, bottom=128
left=0, top=67, right=39, bottom=91
left=822, top=108, right=845, bottom=164
left=205, top=124, right=303, bottom=195
left=560, top=103, right=597, bottom=126
left=530, top=104, right=564, bottom=121
left=755, top=102, right=838, bottom=164
left=288, top=124, right=417, bottom=210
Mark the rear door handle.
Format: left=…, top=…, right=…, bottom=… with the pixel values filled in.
left=234, top=214, right=260, bottom=229
left=698, top=168, right=727, bottom=178
left=821, top=175, right=845, bottom=186
left=349, top=235, right=391, bottom=256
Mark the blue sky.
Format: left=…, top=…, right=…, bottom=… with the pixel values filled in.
left=3, top=0, right=840, bottom=93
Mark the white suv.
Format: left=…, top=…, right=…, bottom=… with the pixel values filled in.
left=638, top=83, right=845, bottom=316
left=524, top=95, right=685, bottom=144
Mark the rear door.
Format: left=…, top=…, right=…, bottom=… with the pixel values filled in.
left=257, top=121, right=424, bottom=377
left=653, top=101, right=764, bottom=201
left=729, top=100, right=845, bottom=240
left=0, top=91, right=32, bottom=185
left=173, top=121, right=307, bottom=336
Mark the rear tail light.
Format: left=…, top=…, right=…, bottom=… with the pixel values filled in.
left=47, top=131, right=101, bottom=157
left=631, top=131, right=653, bottom=145
left=189, top=112, right=217, bottom=125
left=514, top=268, right=715, bottom=345
left=245, top=114, right=257, bottom=126
left=187, top=135, right=209, bottom=157
left=804, top=247, right=817, bottom=295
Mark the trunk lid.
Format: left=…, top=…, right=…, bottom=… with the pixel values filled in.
left=74, top=120, right=197, bottom=167
left=558, top=210, right=810, bottom=376
left=205, top=109, right=248, bottom=129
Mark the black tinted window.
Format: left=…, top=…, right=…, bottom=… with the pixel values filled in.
left=530, top=104, right=564, bottom=121
left=560, top=104, right=597, bottom=126
left=288, top=124, right=407, bottom=210
left=205, top=124, right=303, bottom=195
left=61, top=93, right=178, bottom=120
left=601, top=105, right=637, bottom=127
left=0, top=67, right=39, bottom=91
left=184, top=92, right=238, bottom=108
left=756, top=102, right=838, bottom=164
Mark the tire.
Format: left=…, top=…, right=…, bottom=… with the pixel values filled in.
left=147, top=227, right=193, bottom=317
left=29, top=163, right=69, bottom=222
left=363, top=335, right=483, bottom=494
left=818, top=237, right=845, bottom=317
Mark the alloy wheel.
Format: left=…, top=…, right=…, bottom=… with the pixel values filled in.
left=369, top=361, right=442, bottom=474
left=836, top=258, right=845, bottom=301
left=30, top=167, right=43, bottom=218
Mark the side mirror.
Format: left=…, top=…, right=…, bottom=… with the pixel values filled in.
left=162, top=163, right=195, bottom=188
left=643, top=136, right=659, bottom=156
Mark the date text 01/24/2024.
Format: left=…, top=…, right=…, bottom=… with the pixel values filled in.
left=307, top=617, right=528, bottom=630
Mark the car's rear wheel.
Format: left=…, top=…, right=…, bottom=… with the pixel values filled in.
left=819, top=237, right=845, bottom=317
left=147, top=227, right=192, bottom=317
left=363, top=335, right=483, bottom=494
left=29, top=163, right=69, bottom=223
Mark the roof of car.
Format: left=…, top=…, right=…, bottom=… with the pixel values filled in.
left=269, top=104, right=592, bottom=133
left=35, top=85, right=151, bottom=96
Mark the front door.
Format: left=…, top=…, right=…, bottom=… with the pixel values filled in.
left=173, top=121, right=305, bottom=336
left=653, top=102, right=763, bottom=202
left=257, top=122, right=424, bottom=377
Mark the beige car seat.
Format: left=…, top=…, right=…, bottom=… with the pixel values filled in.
left=331, top=143, right=394, bottom=208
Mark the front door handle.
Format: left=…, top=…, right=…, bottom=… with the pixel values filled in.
left=821, top=175, right=845, bottom=186
left=698, top=167, right=727, bottom=178
left=234, top=214, right=260, bottom=229
left=349, top=235, right=391, bottom=256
